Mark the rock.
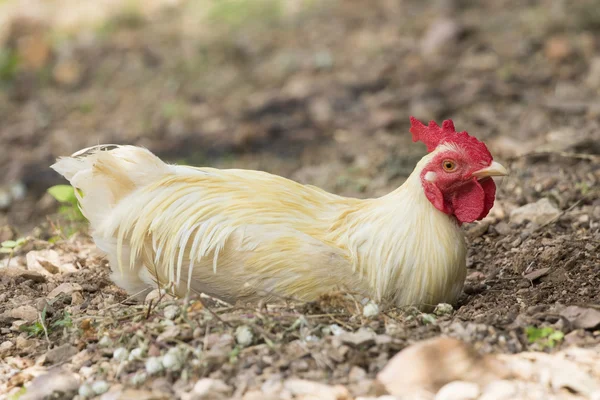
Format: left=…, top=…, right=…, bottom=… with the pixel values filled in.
left=163, top=305, right=180, bottom=320
left=26, top=249, right=62, bottom=275
left=191, top=378, right=232, bottom=399
left=363, top=302, right=380, bottom=318
left=493, top=222, right=511, bottom=236
left=162, top=347, right=185, bottom=371
left=0, top=266, right=46, bottom=282
left=157, top=325, right=181, bottom=343
left=0, top=340, right=14, bottom=355
left=479, top=380, right=517, bottom=400
left=549, top=358, right=599, bottom=396
left=113, top=347, right=129, bottom=362
left=435, top=381, right=480, bottom=400
left=92, top=380, right=110, bottom=395
left=560, top=306, right=600, bottom=330
left=349, top=366, right=368, bottom=382
left=377, top=337, right=509, bottom=395
left=71, top=291, right=85, bottom=305
left=433, top=303, right=454, bottom=316
left=6, top=305, right=38, bottom=322
left=509, top=198, right=560, bottom=226
left=45, top=344, right=78, bottom=365
left=235, top=325, right=254, bottom=347
left=283, top=379, right=349, bottom=400
left=101, top=389, right=170, bottom=400
left=338, top=328, right=377, bottom=348
left=16, top=336, right=33, bottom=350
left=145, top=357, right=164, bottom=375
left=47, top=282, right=84, bottom=299
left=79, top=383, right=95, bottom=398
left=523, top=267, right=550, bottom=282
left=20, top=370, right=79, bottom=400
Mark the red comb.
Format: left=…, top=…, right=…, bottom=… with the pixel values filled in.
left=409, top=116, right=492, bottom=162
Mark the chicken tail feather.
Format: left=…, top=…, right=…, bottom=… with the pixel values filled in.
left=50, top=145, right=168, bottom=227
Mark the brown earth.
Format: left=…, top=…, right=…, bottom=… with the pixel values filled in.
left=0, top=0, right=599, bottom=399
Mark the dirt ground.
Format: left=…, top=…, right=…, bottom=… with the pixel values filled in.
left=0, top=0, right=599, bottom=399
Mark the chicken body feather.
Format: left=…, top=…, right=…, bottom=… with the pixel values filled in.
left=52, top=144, right=467, bottom=309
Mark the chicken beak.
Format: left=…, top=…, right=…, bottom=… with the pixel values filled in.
left=472, top=161, right=508, bottom=179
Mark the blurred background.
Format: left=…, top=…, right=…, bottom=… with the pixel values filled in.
left=1, top=0, right=599, bottom=233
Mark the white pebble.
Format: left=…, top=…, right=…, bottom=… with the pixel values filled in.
left=92, top=380, right=110, bottom=395
left=235, top=326, right=254, bottom=347
left=145, top=356, right=164, bottom=375
left=329, top=324, right=346, bottom=336
left=363, top=302, right=380, bottom=318
left=435, top=381, right=480, bottom=400
left=128, top=347, right=144, bottom=361
left=480, top=380, right=517, bottom=400
left=131, top=371, right=148, bottom=385
left=163, top=305, right=180, bottom=320
left=78, top=384, right=94, bottom=398
left=162, top=348, right=184, bottom=371
left=434, top=303, right=454, bottom=316
left=113, top=347, right=128, bottom=362
left=97, top=336, right=112, bottom=348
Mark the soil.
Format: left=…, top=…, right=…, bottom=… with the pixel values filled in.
left=0, top=0, right=599, bottom=399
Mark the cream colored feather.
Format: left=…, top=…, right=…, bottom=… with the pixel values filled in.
left=51, top=145, right=466, bottom=309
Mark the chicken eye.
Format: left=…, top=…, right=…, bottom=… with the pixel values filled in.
left=442, top=160, right=456, bottom=172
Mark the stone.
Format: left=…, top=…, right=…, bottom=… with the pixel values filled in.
left=283, top=379, right=349, bottom=400
left=0, top=266, right=46, bottom=282
left=510, top=198, right=560, bottom=226
left=6, top=305, right=38, bottom=322
left=435, top=381, right=480, bottom=400
left=363, top=302, right=380, bottom=318
left=377, top=337, right=509, bottom=395
left=163, top=305, right=180, bottom=320
left=479, top=380, right=517, bottom=400
left=338, top=328, right=377, bottom=348
left=20, top=370, right=79, bottom=400
left=47, top=282, right=84, bottom=299
left=45, top=344, right=78, bottom=365
left=433, top=303, right=454, bottom=316
left=560, top=306, right=600, bottom=330
left=191, top=378, right=232, bottom=399
left=235, top=325, right=254, bottom=347
left=26, top=250, right=62, bottom=275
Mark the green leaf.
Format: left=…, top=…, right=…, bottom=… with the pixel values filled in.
left=47, top=185, right=77, bottom=204
left=1, top=240, right=18, bottom=248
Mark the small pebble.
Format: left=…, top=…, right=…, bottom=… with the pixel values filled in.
left=435, top=381, right=480, bottom=400
left=434, top=303, right=454, bottom=316
left=98, top=336, right=112, bottom=348
left=363, top=302, right=380, bottom=318
left=113, top=347, right=129, bottom=362
left=131, top=371, right=148, bottom=385
left=329, top=324, right=346, bottom=336
left=163, top=305, right=180, bottom=320
left=129, top=347, right=144, bottom=361
left=145, top=356, right=164, bottom=375
left=78, top=384, right=94, bottom=398
left=92, top=380, right=110, bottom=395
left=162, top=347, right=184, bottom=371
left=235, top=325, right=254, bottom=347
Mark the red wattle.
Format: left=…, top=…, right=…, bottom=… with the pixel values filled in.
left=451, top=179, right=486, bottom=223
